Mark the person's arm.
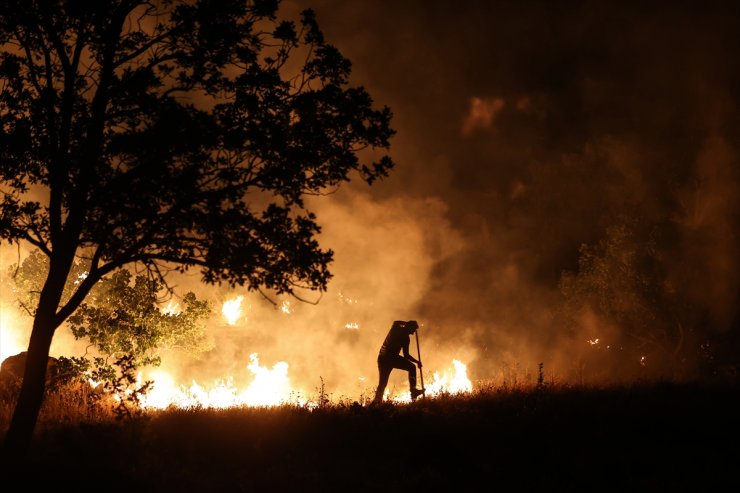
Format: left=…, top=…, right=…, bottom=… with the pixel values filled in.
left=402, top=337, right=421, bottom=365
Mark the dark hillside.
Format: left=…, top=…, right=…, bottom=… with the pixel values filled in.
left=3, top=382, right=739, bottom=492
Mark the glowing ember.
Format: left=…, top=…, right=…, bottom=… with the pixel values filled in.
left=344, top=322, right=359, bottom=330
left=280, top=300, right=292, bottom=314
left=588, top=338, right=600, bottom=345
left=222, top=295, right=244, bottom=325
left=338, top=291, right=358, bottom=304
left=73, top=271, right=88, bottom=285
left=161, top=300, right=180, bottom=316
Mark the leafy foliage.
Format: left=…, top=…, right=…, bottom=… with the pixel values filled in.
left=50, top=355, right=90, bottom=389
left=67, top=270, right=213, bottom=413
left=92, top=353, right=153, bottom=420
left=558, top=218, right=691, bottom=378
left=9, top=249, right=213, bottom=415
left=68, top=269, right=212, bottom=366
left=7, top=249, right=89, bottom=316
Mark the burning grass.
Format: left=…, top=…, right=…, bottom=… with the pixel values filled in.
left=2, top=378, right=739, bottom=491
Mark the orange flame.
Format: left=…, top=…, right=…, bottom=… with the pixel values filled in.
left=0, top=305, right=28, bottom=362
left=140, top=352, right=302, bottom=409
left=221, top=295, right=244, bottom=325
left=390, top=359, right=473, bottom=403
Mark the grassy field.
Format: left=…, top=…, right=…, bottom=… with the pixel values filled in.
left=2, top=380, right=739, bottom=492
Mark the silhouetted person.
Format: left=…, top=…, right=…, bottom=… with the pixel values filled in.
left=371, top=320, right=424, bottom=405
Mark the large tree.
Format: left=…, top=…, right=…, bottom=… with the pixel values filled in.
left=0, top=0, right=394, bottom=455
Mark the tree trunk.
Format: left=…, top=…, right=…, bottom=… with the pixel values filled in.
left=1, top=309, right=56, bottom=460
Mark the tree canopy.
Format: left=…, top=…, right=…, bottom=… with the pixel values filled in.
left=0, top=0, right=394, bottom=455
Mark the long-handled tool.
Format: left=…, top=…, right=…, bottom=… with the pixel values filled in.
left=415, top=328, right=425, bottom=395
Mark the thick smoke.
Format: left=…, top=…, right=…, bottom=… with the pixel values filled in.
left=147, top=189, right=470, bottom=399
left=292, top=0, right=740, bottom=383
left=2, top=1, right=739, bottom=397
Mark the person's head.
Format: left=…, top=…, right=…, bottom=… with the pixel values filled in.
left=405, top=320, right=419, bottom=333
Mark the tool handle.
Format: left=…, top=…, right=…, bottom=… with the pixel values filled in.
left=414, top=330, right=425, bottom=390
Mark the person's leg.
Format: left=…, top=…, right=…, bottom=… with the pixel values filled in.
left=388, top=356, right=420, bottom=396
left=391, top=357, right=423, bottom=399
left=400, top=359, right=417, bottom=391
left=373, top=363, right=392, bottom=404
